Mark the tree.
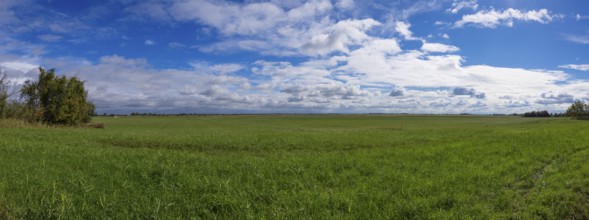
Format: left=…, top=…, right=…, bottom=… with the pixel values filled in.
left=20, top=67, right=95, bottom=125
left=565, top=100, right=589, bottom=120
left=0, top=71, right=9, bottom=118
left=0, top=70, right=21, bottom=119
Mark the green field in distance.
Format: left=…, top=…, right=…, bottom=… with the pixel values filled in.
left=1, top=115, right=588, bottom=219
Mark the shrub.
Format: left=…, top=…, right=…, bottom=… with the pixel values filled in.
left=20, top=67, right=95, bottom=126
left=565, top=101, right=589, bottom=120
left=522, top=110, right=550, bottom=117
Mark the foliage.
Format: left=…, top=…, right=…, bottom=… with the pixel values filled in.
left=565, top=100, right=589, bottom=120
left=0, top=71, right=13, bottom=119
left=1, top=100, right=26, bottom=119
left=522, top=110, right=550, bottom=117
left=20, top=67, right=94, bottom=125
left=0, top=115, right=588, bottom=219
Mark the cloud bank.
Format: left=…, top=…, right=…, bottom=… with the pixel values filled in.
left=0, top=0, right=587, bottom=114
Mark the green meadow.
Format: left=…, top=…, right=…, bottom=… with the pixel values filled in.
left=1, top=115, right=588, bottom=219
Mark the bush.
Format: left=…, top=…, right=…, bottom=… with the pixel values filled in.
left=565, top=101, right=589, bottom=120
left=0, top=72, right=12, bottom=119
left=522, top=110, right=550, bottom=117
left=20, top=67, right=95, bottom=126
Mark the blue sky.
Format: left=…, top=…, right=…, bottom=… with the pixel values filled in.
left=1, top=0, right=589, bottom=114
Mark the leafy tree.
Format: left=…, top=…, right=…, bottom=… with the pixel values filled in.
left=0, top=71, right=24, bottom=119
left=0, top=71, right=9, bottom=118
left=20, top=67, right=95, bottom=125
left=565, top=100, right=589, bottom=120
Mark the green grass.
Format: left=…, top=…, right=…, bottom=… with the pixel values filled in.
left=1, top=115, right=588, bottom=219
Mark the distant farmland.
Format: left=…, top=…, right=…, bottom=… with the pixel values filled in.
left=1, top=115, right=588, bottom=219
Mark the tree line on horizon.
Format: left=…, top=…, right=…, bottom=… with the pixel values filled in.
left=521, top=101, right=589, bottom=120
left=0, top=67, right=95, bottom=126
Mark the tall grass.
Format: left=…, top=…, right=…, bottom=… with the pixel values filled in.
left=0, top=115, right=588, bottom=218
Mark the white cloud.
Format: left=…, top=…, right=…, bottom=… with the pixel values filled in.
left=123, top=2, right=172, bottom=22
left=421, top=41, right=460, bottom=53
left=389, top=87, right=405, bottom=97
left=2, top=0, right=588, bottom=114
left=559, top=64, right=589, bottom=71
left=394, top=21, right=417, bottom=40
left=576, top=14, right=589, bottom=21
left=7, top=34, right=572, bottom=114
left=336, top=0, right=354, bottom=10
left=434, top=21, right=448, bottom=26
left=301, top=19, right=380, bottom=56
left=0, top=61, right=38, bottom=73
left=168, top=0, right=332, bottom=36
left=397, top=1, right=444, bottom=20
left=165, top=0, right=376, bottom=56
left=455, top=8, right=556, bottom=28
left=562, top=34, right=589, bottom=44
left=536, top=92, right=574, bottom=105
left=145, top=40, right=155, bottom=45
left=452, top=87, right=485, bottom=98
left=38, top=34, right=63, bottom=42
left=0, top=0, right=31, bottom=27
left=448, top=0, right=478, bottom=14
left=16, top=49, right=583, bottom=114
left=168, top=42, right=186, bottom=49
left=209, top=63, right=244, bottom=74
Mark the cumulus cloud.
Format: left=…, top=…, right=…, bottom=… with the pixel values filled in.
left=394, top=21, right=417, bottom=40
left=536, top=92, right=574, bottom=104
left=421, top=41, right=459, bottom=53
left=389, top=87, right=405, bottom=97
left=429, top=99, right=451, bottom=107
left=336, top=0, right=354, bottom=10
left=559, top=64, right=589, bottom=71
left=2, top=47, right=583, bottom=114
left=503, top=99, right=530, bottom=107
left=301, top=19, right=380, bottom=56
left=163, top=0, right=380, bottom=56
left=168, top=0, right=331, bottom=36
left=2, top=0, right=589, bottom=114
left=454, top=8, right=556, bottom=28
left=0, top=61, right=38, bottom=73
left=452, top=87, right=485, bottom=99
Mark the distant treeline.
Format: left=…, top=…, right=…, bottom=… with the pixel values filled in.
left=89, top=101, right=589, bottom=120
left=520, top=110, right=566, bottom=117
left=99, top=112, right=240, bottom=117
left=518, top=101, right=589, bottom=119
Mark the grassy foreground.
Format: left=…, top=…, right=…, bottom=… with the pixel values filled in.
left=1, top=115, right=588, bottom=219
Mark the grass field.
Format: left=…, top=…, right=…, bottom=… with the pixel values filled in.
left=1, top=115, right=588, bottom=219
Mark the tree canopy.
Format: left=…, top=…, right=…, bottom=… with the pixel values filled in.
left=20, top=67, right=95, bottom=125
left=565, top=100, right=589, bottom=120
left=522, top=110, right=550, bottom=117
left=0, top=72, right=9, bottom=118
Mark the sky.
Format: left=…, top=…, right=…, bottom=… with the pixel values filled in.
left=1, top=0, right=589, bottom=114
